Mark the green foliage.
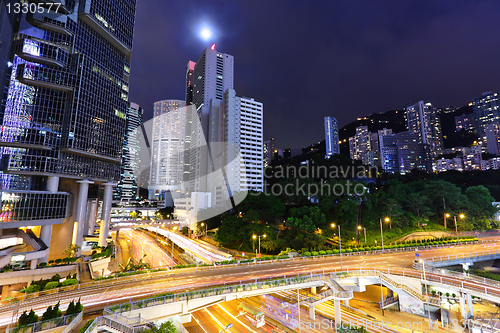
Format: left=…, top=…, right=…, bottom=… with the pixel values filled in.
left=64, top=243, right=80, bottom=258
left=62, top=279, right=78, bottom=286
left=286, top=206, right=325, bottom=233
left=18, top=310, right=38, bottom=326
left=44, top=281, right=60, bottom=290
left=143, top=320, right=178, bottom=333
left=42, top=301, right=62, bottom=320
left=79, top=319, right=94, bottom=333
left=66, top=299, right=84, bottom=315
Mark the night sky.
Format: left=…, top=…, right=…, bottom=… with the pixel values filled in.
left=129, top=0, right=500, bottom=149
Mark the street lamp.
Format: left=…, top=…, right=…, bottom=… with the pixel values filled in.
left=419, top=259, right=433, bottom=331
left=357, top=225, right=362, bottom=245
left=453, top=214, right=465, bottom=244
left=380, top=217, right=390, bottom=252
left=200, top=222, right=207, bottom=239
left=331, top=223, right=342, bottom=271
left=444, top=213, right=450, bottom=229
left=252, top=234, right=266, bottom=257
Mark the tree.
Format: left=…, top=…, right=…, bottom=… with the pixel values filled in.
left=144, top=321, right=178, bottom=333
left=465, top=186, right=497, bottom=219
left=285, top=206, right=325, bottom=233
left=64, top=244, right=80, bottom=258
left=405, top=192, right=432, bottom=226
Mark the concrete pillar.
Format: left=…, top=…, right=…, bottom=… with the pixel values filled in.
left=39, top=224, right=53, bottom=263
left=74, top=180, right=93, bottom=253
left=39, top=176, right=60, bottom=263
left=30, top=259, right=37, bottom=270
left=98, top=183, right=116, bottom=247
left=86, top=199, right=98, bottom=235
left=309, top=304, right=315, bottom=320
left=466, top=294, right=473, bottom=319
left=343, top=299, right=349, bottom=306
left=311, top=286, right=317, bottom=295
left=334, top=299, right=341, bottom=326
left=47, top=176, right=59, bottom=192
left=459, top=293, right=467, bottom=319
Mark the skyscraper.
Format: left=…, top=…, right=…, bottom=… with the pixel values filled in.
left=324, top=117, right=340, bottom=157
left=380, top=132, right=432, bottom=174
left=185, top=60, right=196, bottom=106
left=149, top=100, right=187, bottom=198
left=405, top=101, right=443, bottom=157
left=349, top=126, right=371, bottom=161
left=188, top=45, right=234, bottom=193
left=0, top=1, right=137, bottom=262
left=115, top=102, right=143, bottom=202
left=472, top=92, right=500, bottom=137
left=484, top=122, right=500, bottom=156
left=263, top=137, right=275, bottom=167
left=209, top=90, right=264, bottom=200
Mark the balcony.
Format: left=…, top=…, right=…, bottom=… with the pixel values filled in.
left=26, top=12, right=72, bottom=36
left=14, top=37, right=69, bottom=68
left=16, top=63, right=75, bottom=92
left=0, top=127, right=59, bottom=150
left=0, top=190, right=71, bottom=227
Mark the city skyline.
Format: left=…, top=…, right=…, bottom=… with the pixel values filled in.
left=130, top=0, right=500, bottom=148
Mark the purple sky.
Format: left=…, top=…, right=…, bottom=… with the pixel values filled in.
left=129, top=0, right=500, bottom=149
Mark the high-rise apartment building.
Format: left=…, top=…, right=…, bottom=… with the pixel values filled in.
left=484, top=122, right=500, bottom=155
left=148, top=100, right=187, bottom=198
left=349, top=126, right=371, bottom=161
left=405, top=101, right=443, bottom=157
left=263, top=137, right=275, bottom=167
left=472, top=92, right=500, bottom=137
left=381, top=132, right=432, bottom=174
left=0, top=1, right=137, bottom=266
left=324, top=117, right=340, bottom=157
left=115, top=102, right=143, bottom=201
left=208, top=90, right=264, bottom=203
left=455, top=113, right=476, bottom=132
left=185, top=61, right=195, bottom=106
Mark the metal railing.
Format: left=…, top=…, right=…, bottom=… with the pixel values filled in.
left=7, top=313, right=79, bottom=333
left=3, top=239, right=493, bottom=306
left=83, top=315, right=151, bottom=333
left=426, top=249, right=500, bottom=264
left=105, top=273, right=328, bottom=315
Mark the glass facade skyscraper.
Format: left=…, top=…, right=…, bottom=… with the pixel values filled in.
left=324, top=117, right=339, bottom=157
left=115, top=102, right=142, bottom=201
left=0, top=1, right=137, bottom=262
left=472, top=92, right=500, bottom=137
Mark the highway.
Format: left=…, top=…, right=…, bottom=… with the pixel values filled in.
left=1, top=242, right=499, bottom=329
left=145, top=227, right=231, bottom=264
left=121, top=229, right=176, bottom=268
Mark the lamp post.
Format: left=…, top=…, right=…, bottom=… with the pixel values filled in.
left=453, top=214, right=465, bottom=244
left=419, top=259, right=433, bottom=331
left=332, top=223, right=342, bottom=271
left=357, top=225, right=362, bottom=245
left=380, top=217, right=390, bottom=252
left=252, top=234, right=266, bottom=257
left=200, top=222, right=207, bottom=239
left=444, top=213, right=450, bottom=229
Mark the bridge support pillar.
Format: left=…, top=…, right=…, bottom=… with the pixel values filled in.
left=74, top=180, right=93, bottom=253
left=343, top=299, right=349, bottom=306
left=466, top=294, right=474, bottom=319
left=309, top=304, right=315, bottom=320
left=98, top=182, right=116, bottom=247
left=311, top=286, right=316, bottom=295
left=334, top=299, right=341, bottom=326
left=459, top=293, right=467, bottom=319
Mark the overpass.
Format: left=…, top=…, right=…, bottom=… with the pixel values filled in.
left=83, top=268, right=500, bottom=333
left=421, top=248, right=500, bottom=268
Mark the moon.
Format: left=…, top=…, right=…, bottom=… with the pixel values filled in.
left=200, top=28, right=212, bottom=41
